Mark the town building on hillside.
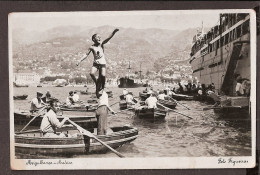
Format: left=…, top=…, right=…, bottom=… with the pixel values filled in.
left=14, top=72, right=40, bottom=85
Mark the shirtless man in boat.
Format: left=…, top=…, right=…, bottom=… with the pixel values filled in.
left=76, top=29, right=119, bottom=97
left=30, top=91, right=46, bottom=113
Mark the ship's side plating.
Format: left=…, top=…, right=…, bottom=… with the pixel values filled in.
left=190, top=14, right=250, bottom=96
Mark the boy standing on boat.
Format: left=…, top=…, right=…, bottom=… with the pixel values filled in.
left=96, top=89, right=116, bottom=135
left=76, top=29, right=119, bottom=96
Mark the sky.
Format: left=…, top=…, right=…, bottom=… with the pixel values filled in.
left=9, top=10, right=225, bottom=32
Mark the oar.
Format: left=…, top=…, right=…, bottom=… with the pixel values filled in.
left=157, top=103, right=193, bottom=119
left=203, top=106, right=221, bottom=110
left=20, top=106, right=47, bottom=132
left=110, top=101, right=119, bottom=107
left=117, top=108, right=134, bottom=114
left=67, top=119, right=125, bottom=158
left=16, top=129, right=42, bottom=134
left=203, top=106, right=242, bottom=111
left=169, top=96, right=190, bottom=110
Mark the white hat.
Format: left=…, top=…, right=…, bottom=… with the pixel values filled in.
left=207, top=90, right=214, bottom=95
left=147, top=90, right=153, bottom=95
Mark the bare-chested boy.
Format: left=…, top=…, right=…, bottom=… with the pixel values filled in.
left=76, top=29, right=119, bottom=97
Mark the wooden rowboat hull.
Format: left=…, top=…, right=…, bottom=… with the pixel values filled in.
left=80, top=91, right=91, bottom=95
left=119, top=101, right=128, bottom=110
left=14, top=111, right=97, bottom=129
left=171, top=94, right=194, bottom=101
left=158, top=99, right=177, bottom=109
left=15, top=126, right=138, bottom=157
left=135, top=108, right=167, bottom=120
left=213, top=106, right=249, bottom=116
left=60, top=105, right=96, bottom=112
left=13, top=95, right=28, bottom=100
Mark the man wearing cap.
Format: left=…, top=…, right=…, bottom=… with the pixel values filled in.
left=96, top=89, right=116, bottom=135
left=125, top=91, right=136, bottom=105
left=40, top=100, right=70, bottom=138
left=30, top=91, right=46, bottom=113
left=145, top=91, right=158, bottom=109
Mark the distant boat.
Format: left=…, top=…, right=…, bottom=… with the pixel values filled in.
left=118, top=77, right=143, bottom=88
left=118, top=61, right=143, bottom=88
left=13, top=82, right=28, bottom=87
left=13, top=95, right=28, bottom=100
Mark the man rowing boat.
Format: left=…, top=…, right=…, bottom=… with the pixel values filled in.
left=145, top=91, right=158, bottom=109
left=40, top=100, right=70, bottom=138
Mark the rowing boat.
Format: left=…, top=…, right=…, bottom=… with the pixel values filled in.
left=87, top=99, right=98, bottom=104
left=13, top=95, right=28, bottom=100
left=135, top=107, right=167, bottom=120
left=80, top=91, right=92, bottom=95
left=119, top=100, right=135, bottom=110
left=60, top=104, right=97, bottom=112
left=158, top=99, right=177, bottom=109
left=171, top=93, right=194, bottom=101
left=119, top=100, right=128, bottom=110
left=193, top=95, right=215, bottom=104
left=213, top=105, right=249, bottom=115
left=14, top=110, right=97, bottom=129
left=15, top=125, right=138, bottom=157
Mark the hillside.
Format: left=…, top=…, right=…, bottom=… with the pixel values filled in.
left=12, top=25, right=199, bottom=78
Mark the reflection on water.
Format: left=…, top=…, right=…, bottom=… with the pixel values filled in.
left=13, top=86, right=251, bottom=158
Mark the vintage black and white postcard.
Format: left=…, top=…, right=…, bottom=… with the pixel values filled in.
left=9, top=9, right=256, bottom=169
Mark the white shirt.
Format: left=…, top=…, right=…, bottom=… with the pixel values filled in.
left=98, top=91, right=109, bottom=107
left=158, top=94, right=166, bottom=100
left=145, top=96, right=157, bottom=108
left=236, top=82, right=244, bottom=95
left=40, top=110, right=61, bottom=133
left=123, top=89, right=128, bottom=95
left=73, top=94, right=79, bottom=102
left=66, top=97, right=73, bottom=106
left=125, top=94, right=134, bottom=103
left=30, top=98, right=44, bottom=111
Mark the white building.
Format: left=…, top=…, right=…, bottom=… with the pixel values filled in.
left=14, top=73, right=40, bottom=85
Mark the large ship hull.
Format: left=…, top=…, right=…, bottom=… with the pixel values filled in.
left=118, top=78, right=143, bottom=88
left=190, top=15, right=250, bottom=96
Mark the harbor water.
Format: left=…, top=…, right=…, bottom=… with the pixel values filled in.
left=13, top=86, right=251, bottom=158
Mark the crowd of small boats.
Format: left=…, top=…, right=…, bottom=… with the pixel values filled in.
left=14, top=85, right=250, bottom=158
